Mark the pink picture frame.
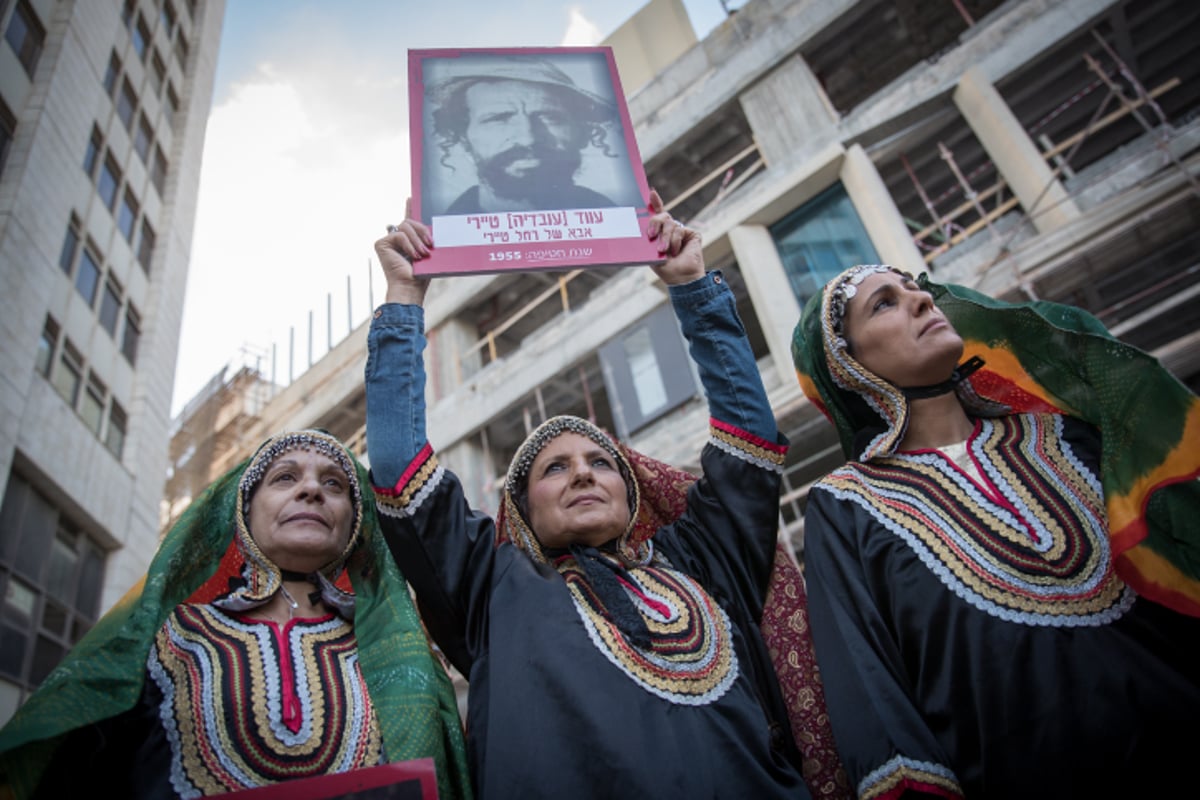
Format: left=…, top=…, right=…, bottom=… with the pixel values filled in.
left=408, top=46, right=663, bottom=277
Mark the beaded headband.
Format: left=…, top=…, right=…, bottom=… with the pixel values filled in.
left=502, top=415, right=645, bottom=564
left=225, top=430, right=364, bottom=615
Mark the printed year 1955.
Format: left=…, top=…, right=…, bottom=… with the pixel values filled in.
left=488, top=250, right=522, bottom=262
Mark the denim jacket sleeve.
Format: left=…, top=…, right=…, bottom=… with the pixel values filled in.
left=364, top=303, right=428, bottom=488
left=669, top=271, right=777, bottom=441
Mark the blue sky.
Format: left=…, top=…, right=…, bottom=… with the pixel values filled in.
left=171, top=1, right=730, bottom=414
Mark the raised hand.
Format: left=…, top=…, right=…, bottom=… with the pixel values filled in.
left=646, top=189, right=705, bottom=286
left=374, top=198, right=432, bottom=306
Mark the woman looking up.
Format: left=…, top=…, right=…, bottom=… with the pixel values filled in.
left=366, top=193, right=842, bottom=798
left=0, top=430, right=471, bottom=799
left=792, top=265, right=1200, bottom=798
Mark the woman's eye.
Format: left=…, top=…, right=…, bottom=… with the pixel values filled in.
left=272, top=472, right=295, bottom=483
left=592, top=457, right=614, bottom=469
left=543, top=462, right=565, bottom=475
left=324, top=478, right=345, bottom=491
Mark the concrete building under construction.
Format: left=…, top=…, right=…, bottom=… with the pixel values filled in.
left=166, top=0, right=1200, bottom=574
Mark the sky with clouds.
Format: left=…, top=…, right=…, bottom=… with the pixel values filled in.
left=171, top=0, right=729, bottom=415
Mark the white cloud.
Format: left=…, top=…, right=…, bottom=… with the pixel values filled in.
left=175, top=62, right=411, bottom=413
left=561, top=7, right=604, bottom=46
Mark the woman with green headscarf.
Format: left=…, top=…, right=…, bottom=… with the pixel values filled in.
left=791, top=265, right=1200, bottom=799
left=0, top=430, right=471, bottom=799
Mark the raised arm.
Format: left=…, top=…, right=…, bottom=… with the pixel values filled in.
left=646, top=190, right=776, bottom=440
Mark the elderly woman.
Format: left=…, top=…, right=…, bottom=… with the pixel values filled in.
left=792, top=264, right=1200, bottom=799
left=366, top=193, right=845, bottom=798
left=0, top=430, right=471, bottom=799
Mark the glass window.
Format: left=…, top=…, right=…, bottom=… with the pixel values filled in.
left=121, top=305, right=141, bottom=364
left=105, top=401, right=127, bottom=460
left=598, top=304, right=698, bottom=438
left=58, top=217, right=80, bottom=274
left=134, top=115, right=153, bottom=162
left=83, top=126, right=103, bottom=177
left=149, top=50, right=166, bottom=96
left=769, top=183, right=881, bottom=307
left=0, top=470, right=109, bottom=694
left=0, top=98, right=14, bottom=178
left=117, top=79, right=138, bottom=130
left=150, top=146, right=168, bottom=195
left=98, top=153, right=121, bottom=209
left=132, top=15, right=150, bottom=61
left=165, top=83, right=180, bottom=124
left=623, top=328, right=669, bottom=417
left=4, top=0, right=45, bottom=77
left=80, top=373, right=106, bottom=436
left=103, top=52, right=122, bottom=97
left=35, top=316, right=59, bottom=378
left=118, top=189, right=139, bottom=241
left=137, top=219, right=156, bottom=272
left=161, top=2, right=176, bottom=34
left=99, top=277, right=122, bottom=336
left=74, top=248, right=101, bottom=306
left=52, top=340, right=83, bottom=407
left=173, top=32, right=189, bottom=71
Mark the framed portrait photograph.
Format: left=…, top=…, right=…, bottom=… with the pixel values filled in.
left=408, top=46, right=663, bottom=277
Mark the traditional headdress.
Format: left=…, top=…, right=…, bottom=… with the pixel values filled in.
left=498, top=415, right=645, bottom=565
left=792, top=264, right=1000, bottom=462
left=793, top=268, right=1200, bottom=618
left=223, top=430, right=364, bottom=618
left=0, top=430, right=472, bottom=800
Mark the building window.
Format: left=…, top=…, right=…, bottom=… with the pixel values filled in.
left=161, top=1, right=176, bottom=34
left=51, top=340, right=83, bottom=406
left=74, top=247, right=101, bottom=307
left=98, top=153, right=121, bottom=209
left=35, top=316, right=59, bottom=378
left=117, top=79, right=138, bottom=131
left=99, top=277, right=122, bottom=336
left=80, top=373, right=107, bottom=436
left=121, top=0, right=135, bottom=28
left=103, top=51, right=122, bottom=97
left=769, top=183, right=880, bottom=307
left=165, top=83, right=180, bottom=124
left=105, top=402, right=127, bottom=459
left=0, top=472, right=108, bottom=696
left=83, top=126, right=103, bottom=178
left=134, top=115, right=153, bottom=162
left=173, top=31, right=189, bottom=71
left=58, top=217, right=81, bottom=275
left=132, top=15, right=150, bottom=62
left=150, top=146, right=167, bottom=195
left=149, top=50, right=166, bottom=96
left=121, top=305, right=141, bottom=365
left=0, top=98, right=14, bottom=179
left=4, top=0, right=45, bottom=77
left=598, top=304, right=698, bottom=439
left=137, top=219, right=155, bottom=272
left=118, top=189, right=139, bottom=242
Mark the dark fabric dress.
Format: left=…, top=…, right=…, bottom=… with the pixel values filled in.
left=367, top=274, right=811, bottom=799
left=804, top=412, right=1200, bottom=799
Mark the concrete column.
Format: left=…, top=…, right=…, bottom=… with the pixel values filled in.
left=954, top=66, right=1080, bottom=233
left=727, top=224, right=803, bottom=386
left=427, top=318, right=482, bottom=402
left=739, top=55, right=838, bottom=168
left=442, top=436, right=498, bottom=516
left=840, top=144, right=926, bottom=272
